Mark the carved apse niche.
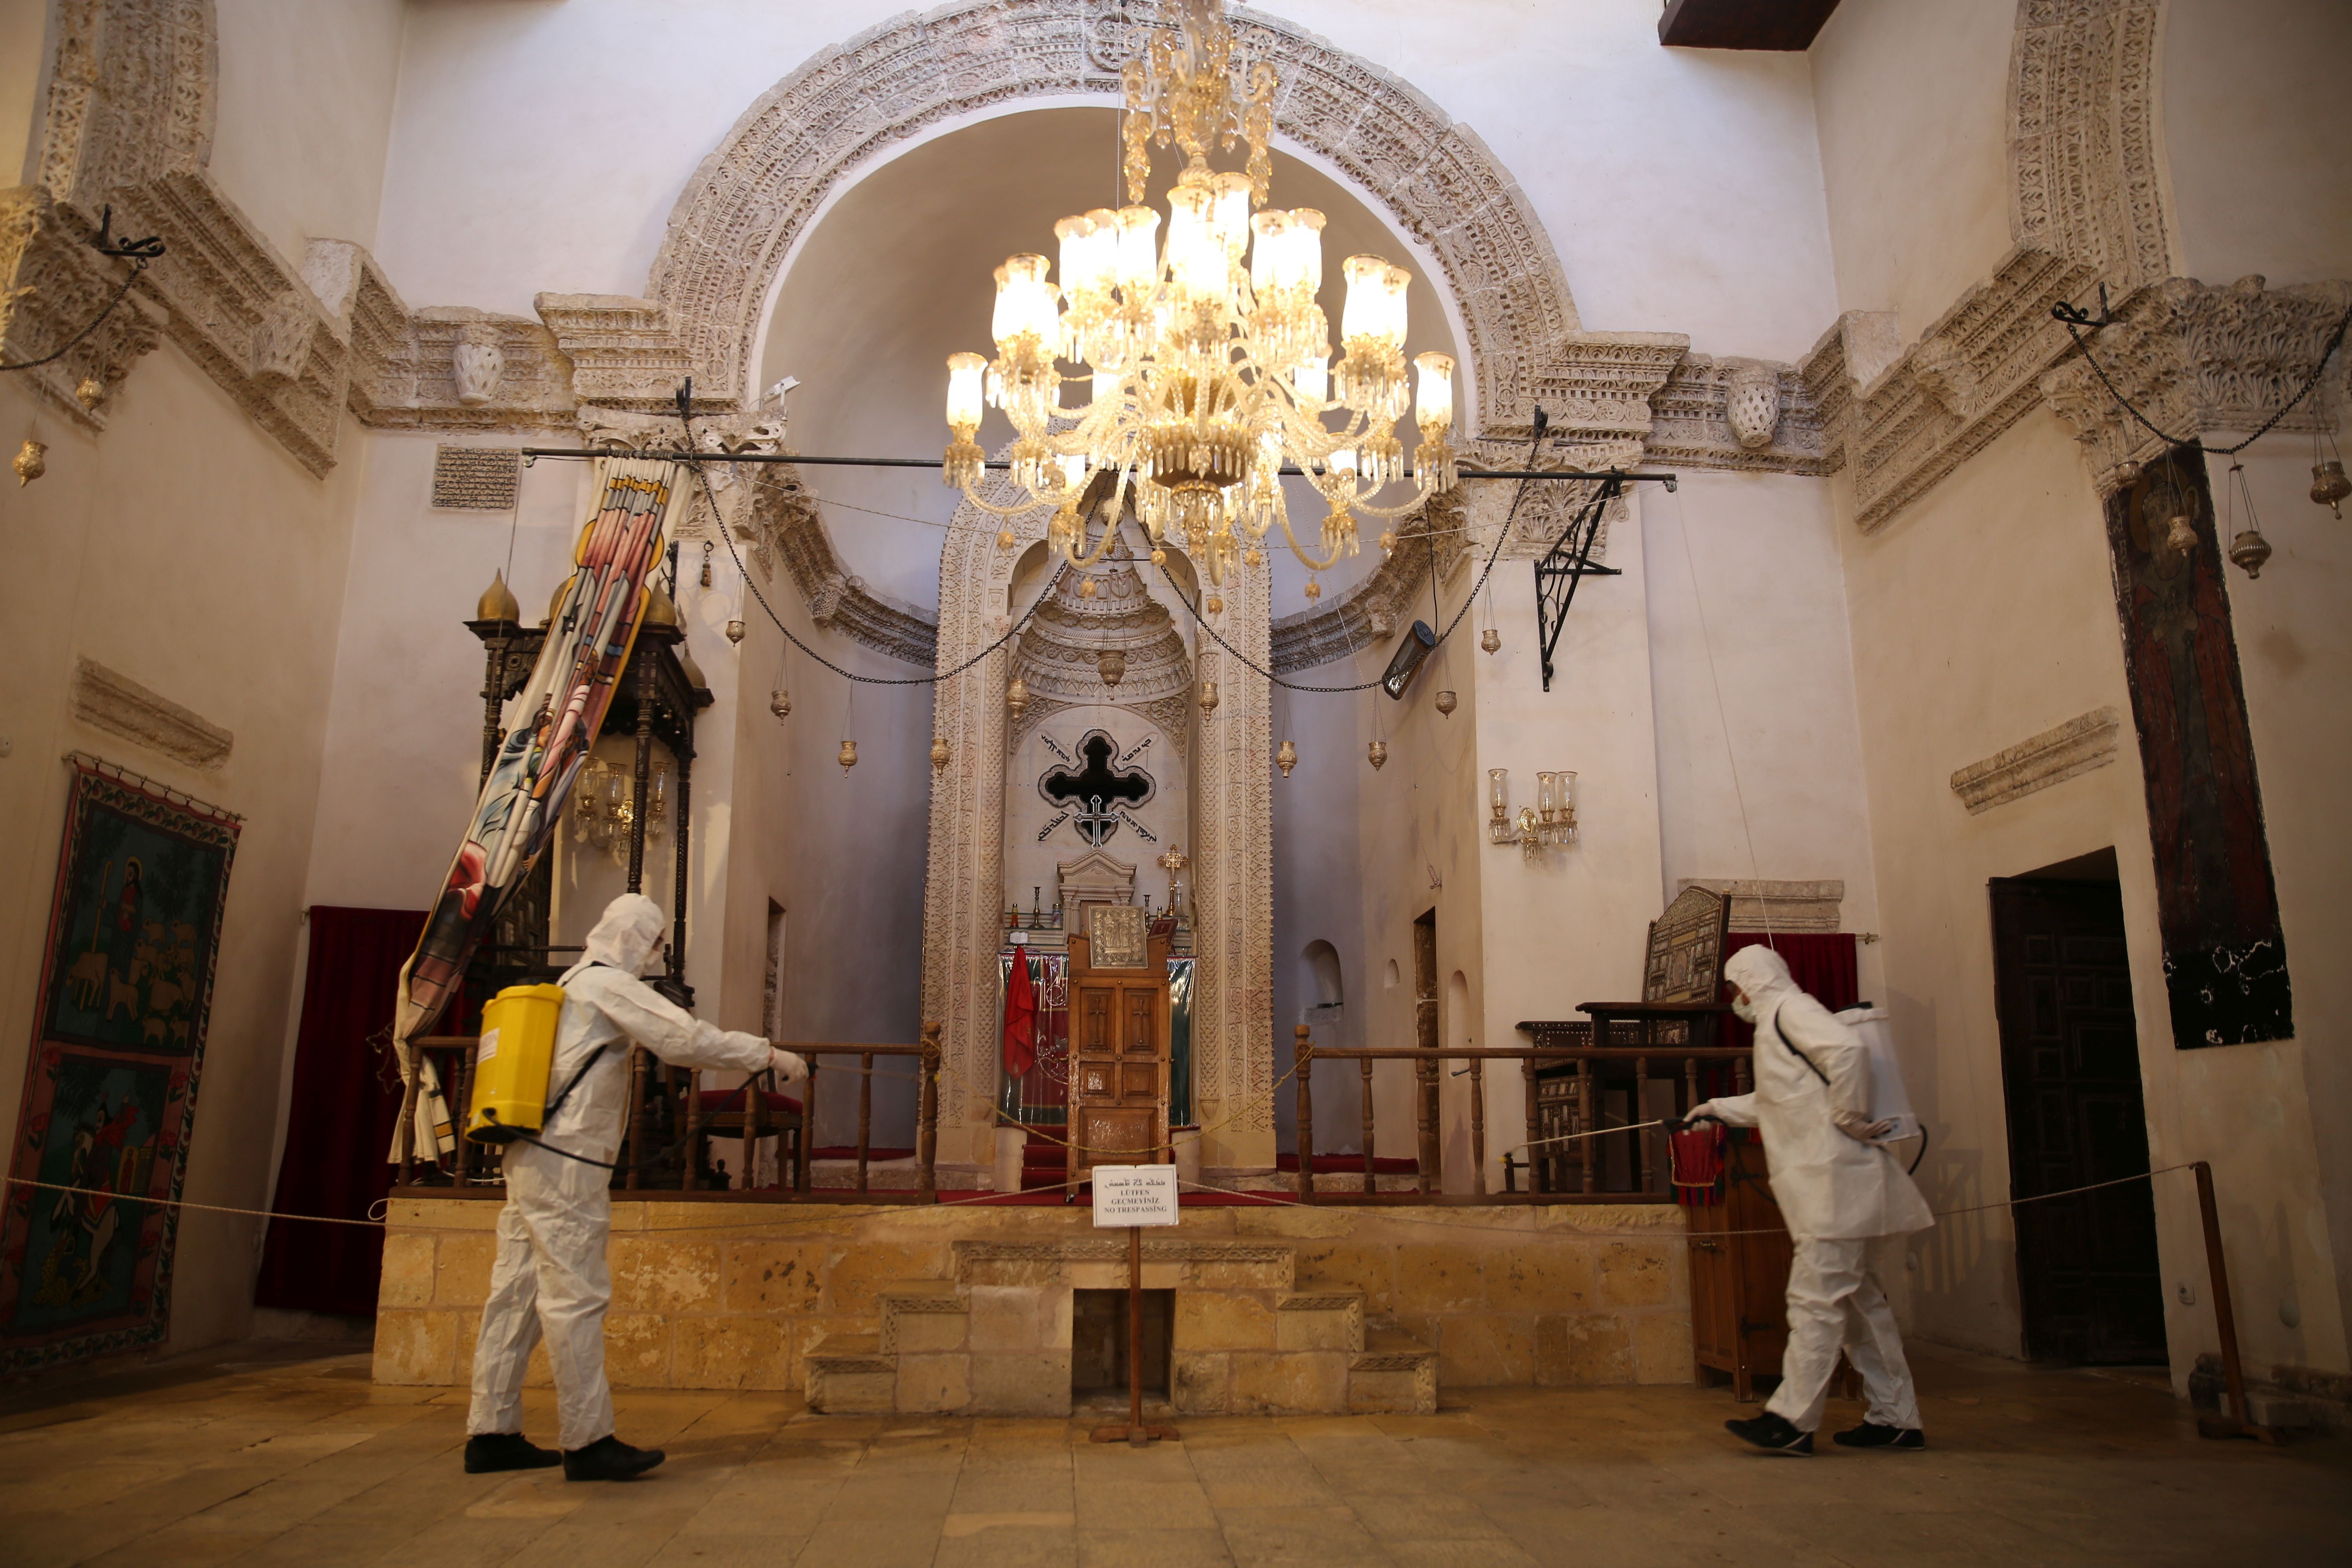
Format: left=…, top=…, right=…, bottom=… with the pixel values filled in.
left=1004, top=544, right=1192, bottom=929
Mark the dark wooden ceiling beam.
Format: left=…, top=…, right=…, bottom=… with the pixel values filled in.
left=1657, top=0, right=1843, bottom=51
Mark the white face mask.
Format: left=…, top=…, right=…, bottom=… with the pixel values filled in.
left=1731, top=994, right=1757, bottom=1025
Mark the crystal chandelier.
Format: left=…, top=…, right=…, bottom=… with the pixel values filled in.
left=941, top=0, right=1457, bottom=588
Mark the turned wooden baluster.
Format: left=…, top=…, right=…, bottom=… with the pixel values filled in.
left=856, top=1052, right=874, bottom=1195
left=1578, top=1060, right=1596, bottom=1194
left=623, top=1046, right=646, bottom=1190
left=1521, top=1058, right=1543, bottom=1196
left=1635, top=1054, right=1653, bottom=1195
left=1359, top=1054, right=1377, bottom=1196
left=1416, top=1053, right=1438, bottom=1196
left=1294, top=1027, right=1316, bottom=1204
left=918, top=1022, right=941, bottom=1197
left=1470, top=1058, right=1487, bottom=1198
left=795, top=1057, right=818, bottom=1194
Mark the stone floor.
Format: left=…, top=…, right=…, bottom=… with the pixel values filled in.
left=2, top=1339, right=2345, bottom=1568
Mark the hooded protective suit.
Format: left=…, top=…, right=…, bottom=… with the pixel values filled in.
left=1696, top=945, right=1931, bottom=1435
left=468, top=894, right=803, bottom=1451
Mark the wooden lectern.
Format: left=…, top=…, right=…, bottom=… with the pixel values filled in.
left=1066, top=904, right=1173, bottom=1185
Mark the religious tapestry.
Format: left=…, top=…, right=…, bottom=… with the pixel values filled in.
left=2105, top=447, right=2292, bottom=1048
left=1, top=764, right=240, bottom=1373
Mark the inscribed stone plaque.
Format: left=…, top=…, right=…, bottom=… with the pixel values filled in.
left=431, top=447, right=521, bottom=511
left=1087, top=904, right=1147, bottom=969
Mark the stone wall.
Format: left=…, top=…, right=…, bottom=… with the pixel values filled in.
left=374, top=1198, right=1693, bottom=1399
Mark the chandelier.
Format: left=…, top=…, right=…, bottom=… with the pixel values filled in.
left=941, top=0, right=1458, bottom=590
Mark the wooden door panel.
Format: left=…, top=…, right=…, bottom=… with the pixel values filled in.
left=1067, top=933, right=1171, bottom=1178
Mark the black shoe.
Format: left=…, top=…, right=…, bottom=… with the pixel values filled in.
left=1833, top=1422, right=1924, bottom=1450
left=1724, top=1412, right=1813, bottom=1455
left=464, top=1432, right=561, bottom=1474
left=562, top=1434, right=666, bottom=1481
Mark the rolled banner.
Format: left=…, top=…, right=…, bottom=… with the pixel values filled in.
left=389, top=458, right=684, bottom=1105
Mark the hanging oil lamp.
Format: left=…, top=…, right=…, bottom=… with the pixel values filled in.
left=1006, top=675, right=1030, bottom=721
left=1481, top=627, right=1501, bottom=655
left=1276, top=739, right=1297, bottom=777
left=2223, top=461, right=2272, bottom=579
left=1367, top=740, right=1388, bottom=770
left=2314, top=459, right=2349, bottom=519
left=931, top=735, right=951, bottom=771
left=837, top=739, right=858, bottom=772
left=1098, top=648, right=1127, bottom=687
left=1199, top=679, right=1220, bottom=715
left=700, top=540, right=714, bottom=588
left=770, top=688, right=791, bottom=719
left=1434, top=690, right=1457, bottom=717
left=14, top=439, right=46, bottom=486
left=725, top=618, right=746, bottom=644
left=2162, top=512, right=2198, bottom=560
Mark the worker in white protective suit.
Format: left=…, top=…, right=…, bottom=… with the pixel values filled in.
left=1687, top=944, right=1933, bottom=1456
left=464, top=893, right=806, bottom=1481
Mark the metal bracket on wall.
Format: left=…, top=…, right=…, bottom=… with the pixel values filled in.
left=1535, top=474, right=1624, bottom=691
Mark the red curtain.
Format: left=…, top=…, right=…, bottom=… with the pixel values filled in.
left=1720, top=932, right=1860, bottom=1051
left=253, top=906, right=425, bottom=1317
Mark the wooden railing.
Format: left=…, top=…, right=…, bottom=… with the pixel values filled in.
left=1292, top=1024, right=1753, bottom=1202
left=407, top=1021, right=941, bottom=1198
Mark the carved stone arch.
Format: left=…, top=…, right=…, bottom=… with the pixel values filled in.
left=2007, top=0, right=2175, bottom=293
left=647, top=0, right=1578, bottom=434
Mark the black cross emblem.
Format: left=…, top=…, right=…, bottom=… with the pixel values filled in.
left=1041, top=731, right=1153, bottom=846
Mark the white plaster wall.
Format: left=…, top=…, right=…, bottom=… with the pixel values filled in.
left=373, top=0, right=1837, bottom=359
left=1468, top=507, right=1664, bottom=1196
left=1645, top=471, right=1881, bottom=993
left=1271, top=668, right=1366, bottom=1154
left=0, top=360, right=367, bottom=1359
left=1809, top=0, right=2016, bottom=337
left=210, top=0, right=408, bottom=261
left=1834, top=410, right=2348, bottom=1383
left=2161, top=0, right=2352, bottom=287
left=0, top=0, right=48, bottom=185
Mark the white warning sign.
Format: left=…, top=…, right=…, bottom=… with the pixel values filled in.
left=1091, top=1164, right=1180, bottom=1227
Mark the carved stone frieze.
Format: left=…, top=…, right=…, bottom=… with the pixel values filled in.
left=35, top=0, right=216, bottom=211
left=2040, top=276, right=2352, bottom=493
left=1950, top=706, right=2121, bottom=813
left=1643, top=351, right=1833, bottom=475
left=1675, top=879, right=1845, bottom=934
left=534, top=293, right=695, bottom=410
left=69, top=656, right=232, bottom=768
left=2008, top=0, right=2171, bottom=293
left=1842, top=247, right=2100, bottom=533
left=0, top=186, right=164, bottom=429
left=1011, top=543, right=1193, bottom=757
left=334, top=259, right=577, bottom=433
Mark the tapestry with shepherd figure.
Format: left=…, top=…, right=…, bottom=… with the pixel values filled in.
left=0, top=763, right=239, bottom=1374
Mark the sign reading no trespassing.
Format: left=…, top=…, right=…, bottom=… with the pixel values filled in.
left=1091, top=1164, right=1180, bottom=1227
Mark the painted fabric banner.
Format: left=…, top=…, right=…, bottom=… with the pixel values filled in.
left=2105, top=448, right=2292, bottom=1048
left=0, top=764, right=239, bottom=1374
left=391, top=457, right=683, bottom=1081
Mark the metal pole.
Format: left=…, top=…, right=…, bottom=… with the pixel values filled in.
left=1128, top=1224, right=1145, bottom=1444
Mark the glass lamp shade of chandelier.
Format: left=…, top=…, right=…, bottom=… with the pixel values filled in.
left=940, top=0, right=1457, bottom=588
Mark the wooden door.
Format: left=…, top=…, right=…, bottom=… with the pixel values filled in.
left=1067, top=927, right=1170, bottom=1181
left=1991, top=877, right=2166, bottom=1363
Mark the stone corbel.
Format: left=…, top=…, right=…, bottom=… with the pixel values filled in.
left=2039, top=275, right=2351, bottom=494
left=0, top=185, right=164, bottom=429
left=536, top=293, right=698, bottom=412
left=1643, top=351, right=1832, bottom=474
left=1794, top=310, right=1901, bottom=469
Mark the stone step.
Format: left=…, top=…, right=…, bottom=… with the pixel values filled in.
left=1348, top=1323, right=1439, bottom=1416
left=804, top=1332, right=895, bottom=1414
left=1275, top=1290, right=1366, bottom=1354
left=878, top=1279, right=969, bottom=1354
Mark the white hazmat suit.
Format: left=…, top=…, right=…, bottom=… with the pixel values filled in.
left=1696, top=945, right=1932, bottom=1436
left=468, top=894, right=802, bottom=1452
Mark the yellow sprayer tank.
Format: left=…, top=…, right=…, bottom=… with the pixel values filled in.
left=466, top=983, right=567, bottom=1144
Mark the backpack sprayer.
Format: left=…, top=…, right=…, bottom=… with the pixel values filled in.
left=465, top=983, right=567, bottom=1143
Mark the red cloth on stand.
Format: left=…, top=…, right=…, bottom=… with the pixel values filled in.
left=1720, top=932, right=1860, bottom=1050
left=1002, top=950, right=1038, bottom=1079
left=254, top=906, right=425, bottom=1318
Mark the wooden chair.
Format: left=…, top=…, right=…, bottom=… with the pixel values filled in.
left=689, top=1081, right=804, bottom=1191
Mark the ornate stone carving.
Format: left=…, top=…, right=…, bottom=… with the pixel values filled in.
left=1644, top=352, right=1831, bottom=474
left=34, top=0, right=216, bottom=212
left=2040, top=276, right=2352, bottom=493
left=69, top=657, right=232, bottom=768
left=733, top=455, right=942, bottom=666
left=534, top=293, right=694, bottom=410
left=1011, top=541, right=1193, bottom=757
left=2008, top=0, right=2172, bottom=293
left=646, top=0, right=1579, bottom=433
left=452, top=320, right=506, bottom=406
left=0, top=186, right=163, bottom=430
left=1950, top=706, right=2121, bottom=813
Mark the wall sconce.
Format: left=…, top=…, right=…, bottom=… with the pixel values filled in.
left=1487, top=768, right=1576, bottom=864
